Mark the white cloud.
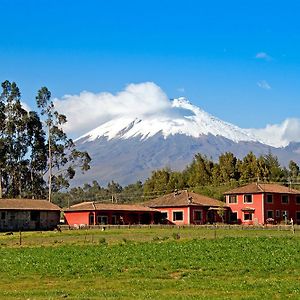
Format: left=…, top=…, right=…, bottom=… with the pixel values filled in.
left=54, top=81, right=300, bottom=148
left=257, top=80, right=271, bottom=90
left=54, top=82, right=171, bottom=136
left=255, top=52, right=272, bottom=61
left=248, top=118, right=300, bottom=147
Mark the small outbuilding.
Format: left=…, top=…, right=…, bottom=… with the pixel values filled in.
left=144, top=190, right=228, bottom=225
left=64, top=202, right=161, bottom=226
left=0, top=199, right=61, bottom=231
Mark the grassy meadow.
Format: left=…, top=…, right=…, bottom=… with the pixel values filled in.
left=0, top=227, right=300, bottom=299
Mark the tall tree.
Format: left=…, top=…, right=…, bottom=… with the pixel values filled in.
left=36, top=87, right=91, bottom=201
left=0, top=81, right=29, bottom=197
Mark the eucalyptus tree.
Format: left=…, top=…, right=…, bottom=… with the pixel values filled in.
left=0, top=81, right=29, bottom=197
left=36, top=87, right=91, bottom=201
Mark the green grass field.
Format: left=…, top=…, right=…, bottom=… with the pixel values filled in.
left=0, top=227, right=300, bottom=299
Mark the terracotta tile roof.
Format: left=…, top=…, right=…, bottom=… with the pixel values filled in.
left=144, top=190, right=226, bottom=208
left=224, top=183, right=300, bottom=195
left=0, top=199, right=61, bottom=211
left=65, top=202, right=158, bottom=212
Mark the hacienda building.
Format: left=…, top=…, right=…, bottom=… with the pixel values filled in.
left=64, top=202, right=161, bottom=226
left=145, top=190, right=228, bottom=225
left=224, top=183, right=300, bottom=225
left=0, top=199, right=61, bottom=231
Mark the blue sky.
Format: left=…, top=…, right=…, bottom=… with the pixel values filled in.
left=1, top=0, right=300, bottom=134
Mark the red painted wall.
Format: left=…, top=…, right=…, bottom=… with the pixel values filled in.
left=264, top=194, right=300, bottom=224
left=64, top=211, right=91, bottom=226
left=227, top=193, right=264, bottom=225
left=155, top=206, right=190, bottom=225
left=154, top=206, right=226, bottom=225
left=227, top=193, right=300, bottom=225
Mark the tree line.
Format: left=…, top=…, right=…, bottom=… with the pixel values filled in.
left=0, top=80, right=90, bottom=200
left=54, top=151, right=300, bottom=207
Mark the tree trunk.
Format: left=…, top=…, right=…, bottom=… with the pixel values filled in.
left=48, top=125, right=52, bottom=202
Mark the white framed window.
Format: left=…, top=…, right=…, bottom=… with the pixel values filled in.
left=161, top=211, right=168, bottom=220
left=296, top=196, right=300, bottom=205
left=281, top=195, right=289, bottom=204
left=266, top=194, right=273, bottom=204
left=173, top=211, right=184, bottom=221
left=243, top=212, right=253, bottom=221
left=244, top=194, right=253, bottom=204
left=296, top=211, right=300, bottom=221
left=228, top=195, right=237, bottom=204
left=266, top=210, right=274, bottom=219
left=193, top=210, right=202, bottom=221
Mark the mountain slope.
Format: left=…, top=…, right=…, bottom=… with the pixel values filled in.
left=73, top=98, right=300, bottom=186
left=78, top=98, right=261, bottom=144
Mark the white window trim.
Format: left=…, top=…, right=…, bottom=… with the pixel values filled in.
left=266, top=194, right=273, bottom=204
left=243, top=194, right=253, bottom=204
left=193, top=210, right=203, bottom=221
left=228, top=195, right=238, bottom=204
left=296, top=211, right=300, bottom=221
left=243, top=212, right=253, bottom=222
left=172, top=210, right=184, bottom=222
left=160, top=211, right=169, bottom=219
left=296, top=196, right=300, bottom=205
left=281, top=195, right=289, bottom=204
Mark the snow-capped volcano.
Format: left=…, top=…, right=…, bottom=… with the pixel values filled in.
left=73, top=97, right=300, bottom=186
left=79, top=97, right=261, bottom=144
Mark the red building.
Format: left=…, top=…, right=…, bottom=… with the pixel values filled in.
left=145, top=190, right=228, bottom=225
left=64, top=202, right=161, bottom=226
left=224, top=183, right=300, bottom=225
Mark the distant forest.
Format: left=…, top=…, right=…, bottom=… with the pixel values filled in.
left=53, top=151, right=300, bottom=208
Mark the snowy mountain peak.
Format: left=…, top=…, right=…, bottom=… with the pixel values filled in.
left=78, top=98, right=261, bottom=144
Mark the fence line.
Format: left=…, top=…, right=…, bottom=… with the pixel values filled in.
left=59, top=224, right=299, bottom=231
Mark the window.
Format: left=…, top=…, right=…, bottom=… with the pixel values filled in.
left=276, top=210, right=280, bottom=218
left=296, top=212, right=300, bottom=221
left=296, top=196, right=300, bottom=205
left=30, top=211, right=40, bottom=221
left=228, top=195, right=237, bottom=204
left=244, top=194, right=253, bottom=203
left=10, top=213, right=15, bottom=221
left=266, top=194, right=273, bottom=204
left=1, top=212, right=6, bottom=220
left=97, top=215, right=108, bottom=225
left=230, top=212, right=238, bottom=222
left=173, top=211, right=183, bottom=221
left=194, top=210, right=202, bottom=221
left=267, top=210, right=274, bottom=219
left=281, top=195, right=289, bottom=204
left=161, top=212, right=168, bottom=220
left=244, top=212, right=253, bottom=221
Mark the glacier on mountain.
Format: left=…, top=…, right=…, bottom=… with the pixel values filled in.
left=79, top=97, right=262, bottom=145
